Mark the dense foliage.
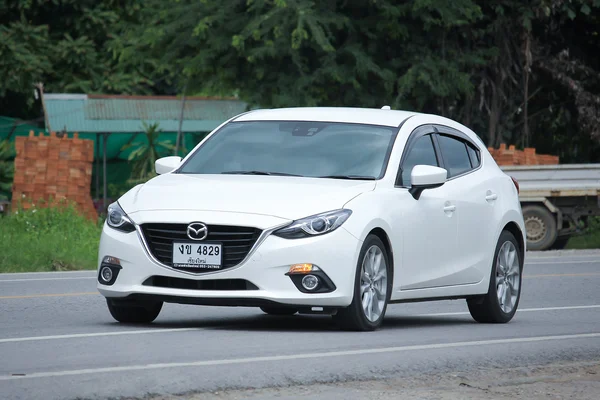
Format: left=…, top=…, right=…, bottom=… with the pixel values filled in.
left=2, top=0, right=599, bottom=162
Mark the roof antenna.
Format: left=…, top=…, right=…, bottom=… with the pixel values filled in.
left=381, top=105, right=391, bottom=110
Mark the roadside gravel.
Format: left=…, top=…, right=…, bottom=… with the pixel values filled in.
left=145, top=360, right=600, bottom=400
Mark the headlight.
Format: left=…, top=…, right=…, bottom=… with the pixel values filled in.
left=106, top=202, right=136, bottom=233
left=273, top=210, right=352, bottom=239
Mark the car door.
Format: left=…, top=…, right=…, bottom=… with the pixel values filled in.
left=435, top=128, right=492, bottom=285
left=395, top=129, right=460, bottom=291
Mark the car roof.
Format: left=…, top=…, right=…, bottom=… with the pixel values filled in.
left=233, top=107, right=420, bottom=128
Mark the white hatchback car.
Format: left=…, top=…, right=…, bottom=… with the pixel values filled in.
left=98, top=107, right=525, bottom=331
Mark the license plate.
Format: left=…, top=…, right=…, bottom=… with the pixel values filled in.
left=172, top=243, right=222, bottom=269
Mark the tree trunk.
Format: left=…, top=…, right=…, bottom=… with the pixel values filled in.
left=522, top=32, right=532, bottom=148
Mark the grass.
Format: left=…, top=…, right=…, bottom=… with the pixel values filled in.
left=0, top=204, right=103, bottom=273
left=566, top=216, right=600, bottom=250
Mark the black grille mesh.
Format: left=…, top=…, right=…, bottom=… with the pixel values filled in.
left=140, top=223, right=262, bottom=273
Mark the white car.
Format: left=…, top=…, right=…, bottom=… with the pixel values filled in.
left=98, top=107, right=525, bottom=331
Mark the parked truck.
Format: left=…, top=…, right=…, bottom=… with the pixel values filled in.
left=501, top=164, right=600, bottom=250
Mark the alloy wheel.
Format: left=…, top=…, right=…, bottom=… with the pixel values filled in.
left=360, top=245, right=388, bottom=322
left=495, top=241, right=521, bottom=314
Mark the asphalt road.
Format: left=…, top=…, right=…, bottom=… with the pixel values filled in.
left=1, top=250, right=600, bottom=400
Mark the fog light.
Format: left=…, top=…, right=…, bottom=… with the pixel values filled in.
left=100, top=266, right=113, bottom=283
left=301, top=274, right=319, bottom=291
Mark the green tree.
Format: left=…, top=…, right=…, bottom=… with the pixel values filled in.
left=0, top=0, right=154, bottom=119
left=113, top=0, right=485, bottom=108
left=113, top=0, right=600, bottom=163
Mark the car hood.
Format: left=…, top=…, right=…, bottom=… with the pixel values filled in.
left=119, top=173, right=376, bottom=221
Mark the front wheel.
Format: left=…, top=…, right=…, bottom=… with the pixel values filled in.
left=333, top=235, right=392, bottom=331
left=106, top=298, right=163, bottom=324
left=467, top=231, right=523, bottom=323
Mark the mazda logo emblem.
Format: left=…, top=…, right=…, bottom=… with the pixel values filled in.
left=186, top=222, right=208, bottom=241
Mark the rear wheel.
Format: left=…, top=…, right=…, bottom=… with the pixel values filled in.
left=260, top=306, right=298, bottom=316
left=522, top=205, right=557, bottom=251
left=333, top=235, right=391, bottom=331
left=467, top=231, right=522, bottom=323
left=106, top=298, right=163, bottom=324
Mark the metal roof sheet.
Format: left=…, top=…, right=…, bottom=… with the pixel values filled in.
left=44, top=94, right=248, bottom=133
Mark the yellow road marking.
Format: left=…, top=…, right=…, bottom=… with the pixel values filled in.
left=525, top=273, right=600, bottom=278
left=0, top=292, right=98, bottom=299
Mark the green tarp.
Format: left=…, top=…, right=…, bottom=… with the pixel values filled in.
left=1, top=116, right=209, bottom=199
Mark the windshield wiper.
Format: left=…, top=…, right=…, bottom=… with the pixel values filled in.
left=221, top=170, right=302, bottom=177
left=318, top=175, right=377, bottom=180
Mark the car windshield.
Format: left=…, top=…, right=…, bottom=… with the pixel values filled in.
left=178, top=121, right=398, bottom=179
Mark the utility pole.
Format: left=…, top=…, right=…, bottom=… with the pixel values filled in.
left=35, top=82, right=51, bottom=133
left=175, top=83, right=188, bottom=156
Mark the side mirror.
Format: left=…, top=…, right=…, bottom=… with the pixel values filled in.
left=409, top=165, right=447, bottom=200
left=155, top=156, right=182, bottom=175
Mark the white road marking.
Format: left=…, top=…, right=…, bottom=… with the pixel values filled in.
left=526, top=260, right=600, bottom=265
left=0, top=277, right=97, bottom=283
left=2, top=332, right=599, bottom=381
left=1, top=305, right=598, bottom=344
left=0, top=271, right=96, bottom=276
left=422, top=304, right=600, bottom=317
left=0, top=328, right=206, bottom=344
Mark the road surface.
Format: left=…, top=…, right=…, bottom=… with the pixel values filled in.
left=1, top=250, right=599, bottom=399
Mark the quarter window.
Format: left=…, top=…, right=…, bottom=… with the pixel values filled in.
left=437, top=135, right=472, bottom=178
left=400, top=134, right=438, bottom=186
left=466, top=143, right=481, bottom=168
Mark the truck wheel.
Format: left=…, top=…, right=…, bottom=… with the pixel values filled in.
left=522, top=205, right=557, bottom=251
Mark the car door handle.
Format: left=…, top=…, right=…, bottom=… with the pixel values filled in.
left=443, top=205, right=456, bottom=212
left=485, top=192, right=498, bottom=202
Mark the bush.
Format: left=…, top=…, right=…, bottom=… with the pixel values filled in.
left=567, top=216, right=600, bottom=250
left=0, top=140, right=14, bottom=201
left=0, top=204, right=103, bottom=272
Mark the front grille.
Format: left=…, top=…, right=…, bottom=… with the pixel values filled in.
left=140, top=223, right=262, bottom=273
left=143, top=276, right=259, bottom=291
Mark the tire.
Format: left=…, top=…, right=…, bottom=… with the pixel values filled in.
left=550, top=236, right=570, bottom=250
left=333, top=234, right=392, bottom=331
left=106, top=298, right=163, bottom=324
left=522, top=205, right=557, bottom=251
left=260, top=306, right=298, bottom=316
left=467, top=231, right=523, bottom=323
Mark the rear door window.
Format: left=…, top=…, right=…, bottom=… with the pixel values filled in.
left=437, top=135, right=473, bottom=178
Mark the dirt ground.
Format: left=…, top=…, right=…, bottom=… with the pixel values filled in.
left=151, top=360, right=600, bottom=400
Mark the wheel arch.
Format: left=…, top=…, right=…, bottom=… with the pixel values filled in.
left=367, top=227, right=394, bottom=279
left=502, top=221, right=526, bottom=263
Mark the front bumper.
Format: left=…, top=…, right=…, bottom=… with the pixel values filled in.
left=97, top=222, right=362, bottom=307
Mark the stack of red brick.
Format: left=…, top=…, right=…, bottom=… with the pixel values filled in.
left=12, top=131, right=98, bottom=220
left=488, top=144, right=559, bottom=166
